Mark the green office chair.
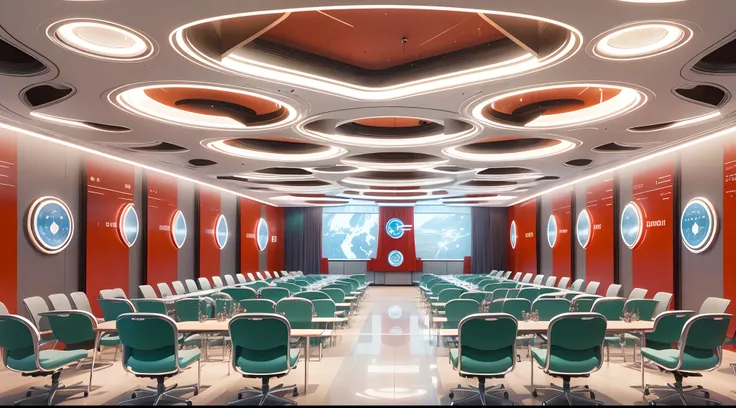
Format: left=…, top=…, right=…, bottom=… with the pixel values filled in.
left=276, top=298, right=321, bottom=359
left=444, top=300, right=481, bottom=329
left=247, top=281, right=269, bottom=292
left=517, top=288, right=540, bottom=304
left=228, top=314, right=299, bottom=405
left=642, top=312, right=729, bottom=405
left=604, top=298, right=661, bottom=363
left=590, top=297, right=627, bottom=362
left=459, top=292, right=486, bottom=304
left=222, top=287, right=258, bottom=303
left=275, top=282, right=303, bottom=295
left=132, top=299, right=169, bottom=315
left=531, top=312, right=607, bottom=405
left=570, top=295, right=598, bottom=312
left=448, top=313, right=519, bottom=405
left=432, top=288, right=465, bottom=315
left=292, top=280, right=310, bottom=288
left=99, top=298, right=136, bottom=321
left=240, top=299, right=276, bottom=314
left=531, top=298, right=572, bottom=321
left=116, top=313, right=201, bottom=406
left=0, top=314, right=89, bottom=405
left=294, top=291, right=330, bottom=301
left=258, top=287, right=290, bottom=303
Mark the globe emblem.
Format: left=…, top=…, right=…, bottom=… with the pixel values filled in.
left=576, top=209, right=592, bottom=249
left=29, top=196, right=74, bottom=254
left=547, top=215, right=558, bottom=248
left=620, top=202, right=643, bottom=249
left=386, top=218, right=405, bottom=239
left=171, top=210, right=187, bottom=249
left=119, top=203, right=139, bottom=247
left=681, top=197, right=716, bottom=253
left=510, top=221, right=517, bottom=249
left=388, top=250, right=404, bottom=267
left=257, top=217, right=269, bottom=251
left=215, top=214, right=228, bottom=250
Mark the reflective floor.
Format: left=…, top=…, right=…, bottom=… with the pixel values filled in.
left=2, top=286, right=736, bottom=405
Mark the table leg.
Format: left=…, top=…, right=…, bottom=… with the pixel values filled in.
left=640, top=331, right=646, bottom=391
left=304, top=337, right=310, bottom=395
left=89, top=331, right=101, bottom=392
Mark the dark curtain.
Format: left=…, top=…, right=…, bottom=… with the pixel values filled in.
left=284, top=207, right=322, bottom=274
left=471, top=207, right=508, bottom=273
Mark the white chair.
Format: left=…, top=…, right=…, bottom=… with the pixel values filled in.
left=48, top=293, right=73, bottom=310
left=699, top=297, right=731, bottom=314
left=584, top=281, right=600, bottom=295
left=235, top=274, right=247, bottom=284
left=197, top=277, right=212, bottom=291
left=139, top=285, right=158, bottom=299
left=271, top=271, right=281, bottom=278
left=224, top=275, right=236, bottom=286
left=247, top=273, right=256, bottom=282
left=521, top=273, right=533, bottom=283
left=255, top=272, right=265, bottom=280
left=545, top=276, right=557, bottom=287
left=605, top=284, right=622, bottom=297
left=212, top=276, right=224, bottom=288
left=264, top=271, right=273, bottom=279
left=512, top=272, right=522, bottom=282
left=171, top=281, right=187, bottom=296
left=532, top=275, right=545, bottom=285
left=157, top=283, right=174, bottom=298
left=628, top=288, right=647, bottom=299
left=556, top=277, right=570, bottom=289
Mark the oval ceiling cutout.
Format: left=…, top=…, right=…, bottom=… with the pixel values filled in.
left=22, top=83, right=74, bottom=108
left=121, top=141, right=189, bottom=153
left=256, top=167, right=313, bottom=176
left=592, top=142, right=642, bottom=153
left=694, top=36, right=736, bottom=73
left=674, top=84, right=729, bottom=108
left=431, top=166, right=471, bottom=173
left=628, top=111, right=721, bottom=133
left=0, top=36, right=48, bottom=76
left=592, top=21, right=691, bottom=61
left=342, top=171, right=453, bottom=187
left=342, top=152, right=447, bottom=170
left=536, top=175, right=560, bottom=181
left=188, top=158, right=218, bottom=167
left=444, top=136, right=576, bottom=162
left=311, top=165, right=362, bottom=174
left=564, top=159, right=593, bottom=167
left=30, top=112, right=132, bottom=133
left=205, top=137, right=345, bottom=162
left=47, top=18, right=155, bottom=62
left=460, top=180, right=517, bottom=187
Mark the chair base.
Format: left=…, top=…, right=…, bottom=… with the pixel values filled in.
left=118, top=378, right=199, bottom=406
left=644, top=382, right=719, bottom=406
left=533, top=378, right=603, bottom=406
left=15, top=371, right=88, bottom=406
left=448, top=381, right=516, bottom=406
left=230, top=380, right=298, bottom=406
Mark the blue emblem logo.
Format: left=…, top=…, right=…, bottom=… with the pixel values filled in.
left=620, top=202, right=643, bottom=249
left=28, top=196, right=74, bottom=255
left=171, top=210, right=187, bottom=249
left=510, top=220, right=517, bottom=249
left=576, top=209, right=592, bottom=249
left=119, top=203, right=139, bottom=247
left=215, top=214, right=228, bottom=250
left=547, top=215, right=558, bottom=248
left=681, top=197, right=717, bottom=253
left=387, top=250, right=404, bottom=267
left=257, top=217, right=269, bottom=251
left=385, top=218, right=405, bottom=239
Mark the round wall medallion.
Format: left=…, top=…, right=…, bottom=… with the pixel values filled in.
left=257, top=217, right=269, bottom=251
left=680, top=197, right=717, bottom=253
left=215, top=214, right=228, bottom=250
left=27, top=196, right=74, bottom=255
left=576, top=208, right=592, bottom=249
left=620, top=201, right=644, bottom=249
left=547, top=215, right=558, bottom=248
left=118, top=203, right=139, bottom=247
left=388, top=250, right=404, bottom=267
left=510, top=220, right=517, bottom=249
left=171, top=210, right=187, bottom=249
left=385, top=218, right=405, bottom=239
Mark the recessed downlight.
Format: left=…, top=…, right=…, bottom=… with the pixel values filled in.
left=593, top=22, right=691, bottom=61
left=48, top=19, right=155, bottom=61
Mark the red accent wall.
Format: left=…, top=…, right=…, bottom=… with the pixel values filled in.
left=0, top=133, right=17, bottom=313
left=198, top=188, right=221, bottom=278
left=585, top=178, right=615, bottom=290
left=240, top=197, right=261, bottom=273
left=632, top=161, right=675, bottom=299
left=266, top=205, right=285, bottom=271
left=86, top=158, right=134, bottom=311
left=551, top=192, right=572, bottom=279
left=723, top=145, right=736, bottom=332
left=373, top=207, right=419, bottom=271
left=508, top=199, right=537, bottom=274
left=146, top=172, right=178, bottom=290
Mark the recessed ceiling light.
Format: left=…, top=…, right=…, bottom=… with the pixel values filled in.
left=593, top=22, right=691, bottom=61
left=205, top=138, right=345, bottom=162
left=48, top=19, right=155, bottom=61
left=443, top=137, right=577, bottom=162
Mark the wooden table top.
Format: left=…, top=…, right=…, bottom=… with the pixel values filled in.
left=436, top=320, right=653, bottom=336
left=95, top=319, right=334, bottom=336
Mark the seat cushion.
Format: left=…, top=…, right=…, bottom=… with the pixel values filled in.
left=178, top=348, right=201, bottom=369
left=100, top=334, right=121, bottom=347
left=450, top=347, right=513, bottom=375
left=7, top=349, right=91, bottom=372
left=640, top=347, right=719, bottom=371
left=289, top=348, right=300, bottom=368
left=531, top=346, right=601, bottom=374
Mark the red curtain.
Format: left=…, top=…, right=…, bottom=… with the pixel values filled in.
left=371, top=207, right=419, bottom=271
left=320, top=257, right=329, bottom=275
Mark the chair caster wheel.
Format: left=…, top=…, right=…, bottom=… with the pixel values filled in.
left=449, top=391, right=454, bottom=399
left=589, top=392, right=596, bottom=400
left=26, top=391, right=32, bottom=397
left=541, top=403, right=547, bottom=406
left=704, top=392, right=710, bottom=399
left=132, top=393, right=137, bottom=399
left=649, top=402, right=657, bottom=406
left=237, top=393, right=242, bottom=399
left=458, top=384, right=462, bottom=388
left=532, top=390, right=538, bottom=398
left=584, top=385, right=590, bottom=389
left=194, top=390, right=199, bottom=396
left=187, top=401, right=193, bottom=406
left=643, top=389, right=650, bottom=396
left=504, top=392, right=509, bottom=399
left=84, top=391, right=89, bottom=397
left=293, top=389, right=298, bottom=397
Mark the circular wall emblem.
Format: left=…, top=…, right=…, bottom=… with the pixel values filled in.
left=680, top=197, right=717, bottom=253
left=171, top=209, right=187, bottom=249
left=27, top=196, right=74, bottom=255
left=620, top=201, right=644, bottom=249
left=257, top=217, right=269, bottom=251
left=118, top=203, right=139, bottom=248
left=576, top=208, right=592, bottom=249
left=510, top=220, right=517, bottom=249
left=215, top=214, right=228, bottom=250
left=547, top=215, right=558, bottom=248
left=385, top=218, right=405, bottom=239
left=387, top=250, right=404, bottom=267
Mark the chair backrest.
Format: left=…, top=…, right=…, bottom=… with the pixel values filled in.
left=275, top=281, right=302, bottom=295
left=545, top=313, right=606, bottom=375
left=430, top=284, right=454, bottom=297
left=503, top=271, right=512, bottom=279
left=444, top=299, right=481, bottom=329
left=117, top=313, right=182, bottom=375
left=239, top=299, right=276, bottom=313
left=521, top=273, right=533, bottom=283
left=571, top=295, right=596, bottom=312
left=556, top=277, right=570, bottom=289
left=517, top=288, right=540, bottom=304
left=645, top=310, right=695, bottom=350
left=676, top=313, right=731, bottom=371
left=605, top=284, right=623, bottom=298
left=590, top=297, right=626, bottom=320
left=40, top=310, right=97, bottom=347
left=1, top=301, right=10, bottom=314
left=512, top=272, right=522, bottom=281
left=212, top=276, right=224, bottom=288
left=157, top=283, right=174, bottom=298
left=652, top=292, right=673, bottom=317
left=198, top=277, right=212, bottom=291
left=0, top=314, right=42, bottom=373
left=623, top=298, right=659, bottom=321
left=570, top=279, right=585, bottom=292
left=585, top=281, right=600, bottom=295
left=22, top=296, right=50, bottom=331
left=457, top=313, right=518, bottom=376
left=255, top=272, right=265, bottom=280
left=294, top=291, right=330, bottom=301
left=236, top=274, right=247, bottom=284
left=132, top=299, right=168, bottom=315
left=174, top=298, right=205, bottom=322
left=699, top=297, right=731, bottom=314
left=275, top=298, right=314, bottom=330
left=69, top=292, right=94, bottom=314
left=48, top=293, right=73, bottom=310
left=259, top=287, right=290, bottom=303
left=545, top=276, right=557, bottom=287
left=229, top=313, right=293, bottom=376
left=221, top=287, right=257, bottom=302
left=224, top=275, right=236, bottom=286
left=138, top=285, right=158, bottom=299
left=500, top=298, right=532, bottom=320
left=532, top=275, right=545, bottom=285
left=112, top=288, right=127, bottom=299
left=531, top=298, right=571, bottom=321
left=98, top=298, right=136, bottom=321
left=185, top=279, right=199, bottom=293
left=438, top=288, right=465, bottom=303
left=312, top=299, right=336, bottom=318
left=628, top=288, right=648, bottom=299
left=459, top=292, right=486, bottom=304
left=321, top=288, right=345, bottom=303
left=171, top=281, right=187, bottom=296
left=264, top=271, right=273, bottom=279
left=246, top=273, right=256, bottom=282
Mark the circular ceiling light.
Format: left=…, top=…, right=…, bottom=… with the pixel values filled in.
left=111, top=83, right=299, bottom=131
left=341, top=152, right=447, bottom=171
left=205, top=137, right=345, bottom=162
left=469, top=83, right=646, bottom=130
left=215, top=214, right=228, bottom=250
left=27, top=196, right=74, bottom=255
left=547, top=215, right=558, bottom=248
left=576, top=208, right=592, bottom=249
left=620, top=201, right=644, bottom=249
left=593, top=22, right=691, bottom=61
left=443, top=136, right=577, bottom=162
left=118, top=203, right=139, bottom=247
left=680, top=197, right=717, bottom=254
left=48, top=19, right=155, bottom=62
left=171, top=210, right=187, bottom=249
left=510, top=220, right=518, bottom=249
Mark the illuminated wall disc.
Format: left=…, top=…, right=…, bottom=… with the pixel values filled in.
left=215, top=214, right=229, bottom=250
left=257, top=217, right=269, bottom=251
left=171, top=209, right=187, bottom=249
left=510, top=220, right=517, bottom=249
left=27, top=196, right=74, bottom=255
left=680, top=197, right=717, bottom=253
left=385, top=218, right=405, bottom=239
left=576, top=208, right=592, bottom=249
left=620, top=201, right=644, bottom=249
left=118, top=203, right=139, bottom=247
left=547, top=215, right=558, bottom=248
left=388, top=250, right=404, bottom=267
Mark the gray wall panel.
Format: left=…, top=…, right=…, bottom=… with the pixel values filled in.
left=259, top=205, right=268, bottom=271
left=328, top=261, right=344, bottom=275
left=574, top=184, right=587, bottom=280
left=445, top=261, right=464, bottom=275
left=129, top=168, right=143, bottom=295
left=177, top=181, right=195, bottom=281
left=539, top=196, right=554, bottom=276
left=344, top=261, right=367, bottom=275
left=421, top=262, right=447, bottom=275
left=617, top=171, right=634, bottom=296
left=220, top=192, right=238, bottom=276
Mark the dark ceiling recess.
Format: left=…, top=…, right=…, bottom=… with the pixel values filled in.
left=125, top=141, right=189, bottom=153
left=22, top=83, right=73, bottom=108
left=628, top=122, right=677, bottom=132
left=477, top=166, right=536, bottom=175
left=0, top=37, right=47, bottom=76
left=674, top=84, right=728, bottom=108
left=174, top=99, right=288, bottom=126
left=536, top=175, right=560, bottom=181
left=255, top=167, right=313, bottom=176
left=345, top=152, right=442, bottom=164
left=313, top=165, right=359, bottom=173
left=223, top=138, right=329, bottom=154
left=188, top=158, right=218, bottom=167
left=248, top=179, right=331, bottom=187
left=460, top=180, right=517, bottom=187
left=488, top=99, right=584, bottom=125
left=458, top=138, right=560, bottom=154
left=694, top=37, right=736, bottom=73
left=592, top=142, right=641, bottom=153
left=433, top=166, right=469, bottom=173
left=81, top=122, right=131, bottom=132
left=338, top=120, right=443, bottom=137
left=359, top=170, right=444, bottom=180
left=564, top=159, right=593, bottom=167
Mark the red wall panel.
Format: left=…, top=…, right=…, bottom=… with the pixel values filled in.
left=146, top=172, right=178, bottom=290
left=585, top=178, right=615, bottom=290
left=198, top=188, right=221, bottom=278
left=632, top=161, right=674, bottom=299
left=0, top=133, right=17, bottom=313
left=86, top=158, right=134, bottom=311
left=551, top=192, right=572, bottom=279
left=723, top=144, right=736, bottom=332
left=372, top=207, right=419, bottom=271
left=266, top=205, right=285, bottom=271
left=508, top=199, right=537, bottom=274
left=240, top=198, right=262, bottom=273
